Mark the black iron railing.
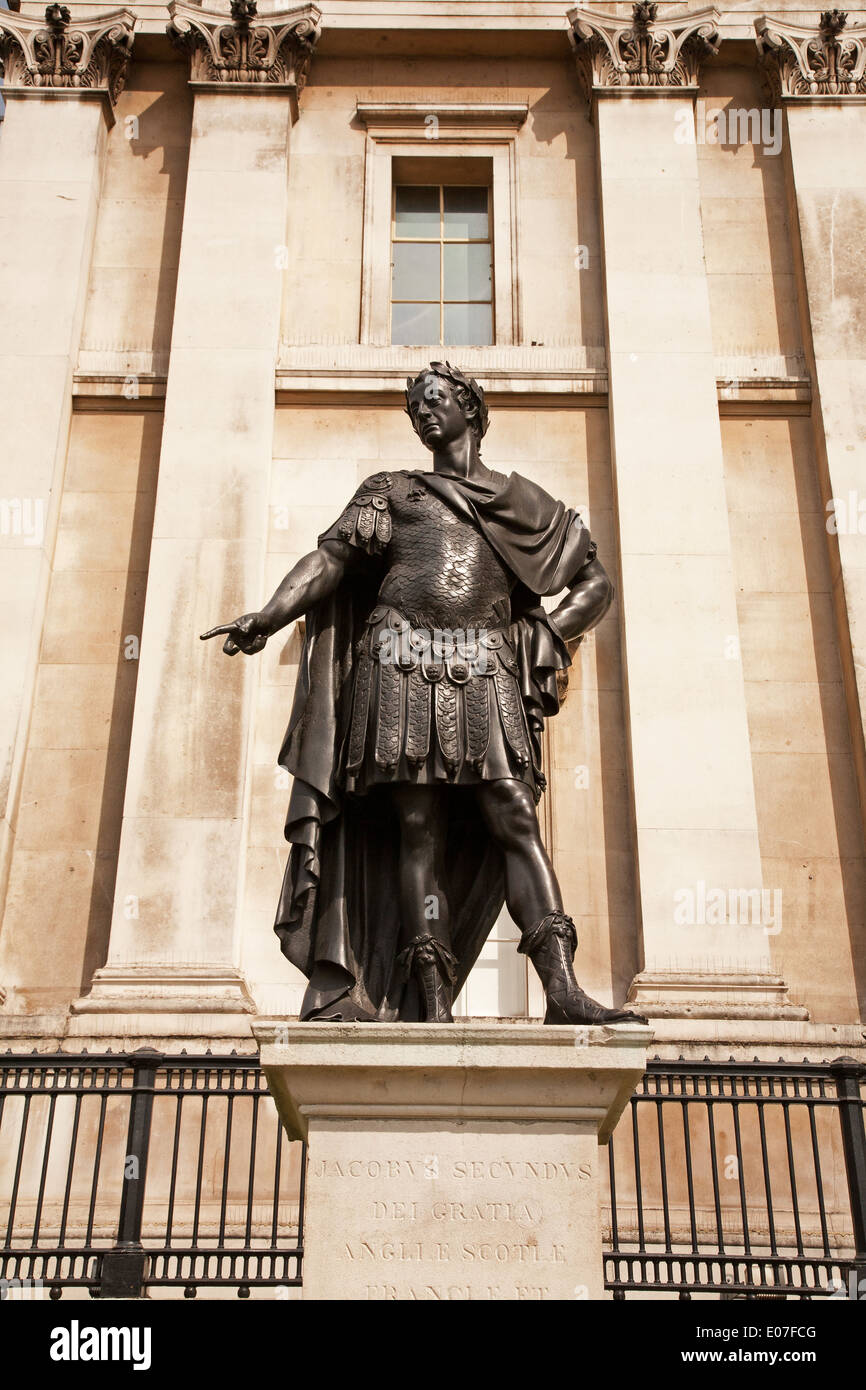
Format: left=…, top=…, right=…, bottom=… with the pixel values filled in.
left=604, top=1058, right=866, bottom=1299
left=0, top=1050, right=303, bottom=1299
left=1, top=1050, right=864, bottom=1299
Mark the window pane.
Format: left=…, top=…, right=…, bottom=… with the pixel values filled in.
left=443, top=186, right=489, bottom=239
left=394, top=185, right=440, bottom=239
left=392, top=302, right=440, bottom=345
left=391, top=242, right=440, bottom=301
left=443, top=243, right=492, bottom=302
left=443, top=303, right=493, bottom=346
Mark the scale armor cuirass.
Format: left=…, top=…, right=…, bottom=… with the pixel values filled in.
left=324, top=470, right=538, bottom=795
left=378, top=482, right=514, bottom=631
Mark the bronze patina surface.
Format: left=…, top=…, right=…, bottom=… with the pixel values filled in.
left=203, top=363, right=645, bottom=1026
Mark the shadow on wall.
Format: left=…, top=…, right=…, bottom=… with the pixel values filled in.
left=80, top=414, right=164, bottom=996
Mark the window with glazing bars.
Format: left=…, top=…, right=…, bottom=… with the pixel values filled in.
left=390, top=185, right=494, bottom=346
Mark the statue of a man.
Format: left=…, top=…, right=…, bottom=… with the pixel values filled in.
left=203, top=363, right=644, bottom=1027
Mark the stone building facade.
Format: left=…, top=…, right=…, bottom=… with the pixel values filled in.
left=0, top=0, right=864, bottom=1298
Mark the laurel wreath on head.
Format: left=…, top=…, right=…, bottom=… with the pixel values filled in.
left=404, top=360, right=490, bottom=441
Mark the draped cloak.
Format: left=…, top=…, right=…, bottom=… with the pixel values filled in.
left=273, top=467, right=594, bottom=1021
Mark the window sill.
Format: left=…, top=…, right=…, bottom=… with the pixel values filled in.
left=275, top=343, right=608, bottom=396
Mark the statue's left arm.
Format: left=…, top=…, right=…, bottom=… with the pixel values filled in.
left=546, top=555, right=614, bottom=642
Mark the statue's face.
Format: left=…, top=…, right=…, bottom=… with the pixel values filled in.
left=407, top=375, right=472, bottom=451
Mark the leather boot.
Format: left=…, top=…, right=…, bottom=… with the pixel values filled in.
left=397, top=933, right=458, bottom=1022
left=519, top=911, right=648, bottom=1025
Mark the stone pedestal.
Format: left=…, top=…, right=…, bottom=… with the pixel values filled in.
left=254, top=1020, right=650, bottom=1301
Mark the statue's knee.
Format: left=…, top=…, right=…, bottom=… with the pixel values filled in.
left=508, top=807, right=541, bottom=847
left=487, top=782, right=538, bottom=845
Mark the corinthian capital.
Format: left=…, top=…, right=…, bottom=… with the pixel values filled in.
left=0, top=5, right=135, bottom=113
left=756, top=10, right=866, bottom=100
left=167, top=0, right=321, bottom=111
left=568, top=3, right=719, bottom=107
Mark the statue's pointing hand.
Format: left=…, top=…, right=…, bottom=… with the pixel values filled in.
left=200, top=612, right=269, bottom=657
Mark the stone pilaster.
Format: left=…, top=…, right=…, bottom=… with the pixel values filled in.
left=0, top=7, right=135, bottom=997
left=567, top=5, right=804, bottom=1019
left=167, top=0, right=319, bottom=118
left=756, top=9, right=866, bottom=101
left=756, top=9, right=866, bottom=870
left=570, top=0, right=720, bottom=103
left=69, top=2, right=321, bottom=1039
left=0, top=4, right=134, bottom=120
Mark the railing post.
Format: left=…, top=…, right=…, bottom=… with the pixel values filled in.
left=831, top=1056, right=866, bottom=1300
left=98, top=1048, right=160, bottom=1299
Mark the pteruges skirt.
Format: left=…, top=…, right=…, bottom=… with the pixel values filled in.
left=341, top=605, right=537, bottom=795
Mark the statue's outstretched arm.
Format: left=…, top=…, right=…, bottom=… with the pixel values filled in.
left=547, top=556, right=614, bottom=643
left=200, top=538, right=354, bottom=656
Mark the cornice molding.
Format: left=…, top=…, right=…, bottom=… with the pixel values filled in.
left=166, top=0, right=321, bottom=109
left=355, top=101, right=529, bottom=130
left=0, top=4, right=135, bottom=112
left=756, top=10, right=866, bottom=101
left=567, top=3, right=719, bottom=108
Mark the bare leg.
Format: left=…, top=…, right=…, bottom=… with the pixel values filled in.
left=473, top=778, right=562, bottom=934
left=475, top=779, right=646, bottom=1025
left=391, top=784, right=457, bottom=1022
left=391, top=784, right=451, bottom=950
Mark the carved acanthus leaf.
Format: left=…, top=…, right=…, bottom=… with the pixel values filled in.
left=568, top=3, right=720, bottom=105
left=166, top=0, right=321, bottom=93
left=0, top=4, right=135, bottom=106
left=756, top=11, right=866, bottom=100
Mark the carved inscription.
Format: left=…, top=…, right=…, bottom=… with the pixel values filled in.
left=313, top=1157, right=591, bottom=1181
left=306, top=1143, right=595, bottom=1300
left=344, top=1237, right=567, bottom=1263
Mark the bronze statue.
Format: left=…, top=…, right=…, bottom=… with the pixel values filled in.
left=203, top=364, right=645, bottom=1026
